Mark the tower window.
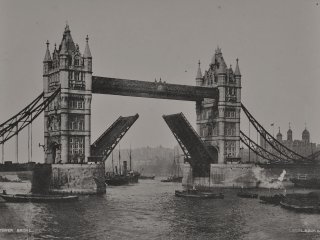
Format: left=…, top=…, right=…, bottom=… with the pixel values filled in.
left=225, top=108, right=236, bottom=118
left=68, top=71, right=73, bottom=80
left=68, top=96, right=85, bottom=109
left=75, top=72, right=80, bottom=80
left=69, top=136, right=85, bottom=163
left=225, top=141, right=236, bottom=157
left=69, top=115, right=85, bottom=131
left=225, top=122, right=236, bottom=136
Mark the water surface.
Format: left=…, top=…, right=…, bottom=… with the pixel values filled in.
left=0, top=180, right=319, bottom=240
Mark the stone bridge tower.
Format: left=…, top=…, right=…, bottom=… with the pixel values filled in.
left=195, top=47, right=241, bottom=163
left=43, top=25, right=92, bottom=164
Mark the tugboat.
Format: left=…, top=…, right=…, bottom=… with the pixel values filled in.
left=105, top=171, right=130, bottom=186
left=175, top=189, right=224, bottom=199
left=105, top=151, right=130, bottom=186
left=161, top=150, right=182, bottom=183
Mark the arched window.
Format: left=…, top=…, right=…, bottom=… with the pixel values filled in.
left=74, top=57, right=79, bottom=66
left=75, top=72, right=79, bottom=81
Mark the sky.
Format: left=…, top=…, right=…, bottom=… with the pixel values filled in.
left=0, top=0, right=320, bottom=163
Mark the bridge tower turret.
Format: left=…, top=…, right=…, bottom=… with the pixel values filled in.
left=195, top=60, right=203, bottom=86
left=196, top=47, right=241, bottom=164
left=43, top=24, right=92, bottom=164
left=43, top=40, right=52, bottom=93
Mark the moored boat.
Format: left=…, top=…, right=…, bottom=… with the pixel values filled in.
left=105, top=148, right=130, bottom=186
left=175, top=190, right=224, bottom=199
left=237, top=191, right=258, bottom=199
left=161, top=150, right=182, bottom=183
left=279, top=201, right=320, bottom=213
left=105, top=174, right=129, bottom=186
left=0, top=193, right=78, bottom=203
left=127, top=171, right=140, bottom=183
left=259, top=194, right=285, bottom=205
left=290, top=178, right=320, bottom=189
left=280, top=192, right=320, bottom=213
left=139, top=175, right=155, bottom=180
left=161, top=176, right=183, bottom=183
left=126, top=146, right=140, bottom=183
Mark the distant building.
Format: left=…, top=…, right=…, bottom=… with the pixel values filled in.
left=261, top=124, right=317, bottom=158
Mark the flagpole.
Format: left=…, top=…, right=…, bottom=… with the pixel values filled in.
left=271, top=123, right=275, bottom=138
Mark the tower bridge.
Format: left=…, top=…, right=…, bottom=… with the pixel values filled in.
left=0, top=25, right=319, bottom=194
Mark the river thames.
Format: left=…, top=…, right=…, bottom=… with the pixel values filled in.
left=0, top=179, right=319, bottom=240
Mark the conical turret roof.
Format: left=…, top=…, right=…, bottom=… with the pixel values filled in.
left=196, top=60, right=202, bottom=79
left=43, top=40, right=52, bottom=62
left=214, top=47, right=227, bottom=74
left=235, top=58, right=241, bottom=76
left=59, top=24, right=76, bottom=55
left=84, top=35, right=92, bottom=58
left=60, top=38, right=68, bottom=55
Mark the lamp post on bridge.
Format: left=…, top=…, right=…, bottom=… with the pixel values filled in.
left=1, top=126, right=4, bottom=164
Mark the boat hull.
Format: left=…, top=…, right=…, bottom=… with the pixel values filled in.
left=175, top=190, right=224, bottom=199
left=280, top=201, right=320, bottom=213
left=0, top=194, right=78, bottom=203
left=290, top=178, right=320, bottom=189
left=279, top=192, right=320, bottom=213
left=161, top=176, right=182, bottom=183
left=237, top=192, right=258, bottom=199
left=128, top=172, right=140, bottom=183
left=139, top=176, right=155, bottom=180
left=105, top=175, right=130, bottom=186
left=259, top=194, right=284, bottom=205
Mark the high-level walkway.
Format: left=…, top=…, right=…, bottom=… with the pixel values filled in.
left=92, top=76, right=219, bottom=102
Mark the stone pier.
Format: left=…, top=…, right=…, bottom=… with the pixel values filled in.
left=182, top=163, right=260, bottom=189
left=32, top=163, right=106, bottom=194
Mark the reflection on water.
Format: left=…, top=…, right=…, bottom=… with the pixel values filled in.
left=0, top=179, right=320, bottom=240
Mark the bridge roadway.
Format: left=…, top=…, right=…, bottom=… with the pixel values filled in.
left=92, top=76, right=219, bottom=102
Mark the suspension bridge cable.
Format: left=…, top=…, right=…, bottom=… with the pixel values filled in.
left=28, top=124, right=30, bottom=163
left=240, top=130, right=292, bottom=164
left=31, top=119, right=33, bottom=162
left=0, top=87, right=60, bottom=145
left=241, top=103, right=313, bottom=163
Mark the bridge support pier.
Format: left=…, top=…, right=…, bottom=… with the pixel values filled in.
left=32, top=163, right=106, bottom=194
left=182, top=163, right=261, bottom=189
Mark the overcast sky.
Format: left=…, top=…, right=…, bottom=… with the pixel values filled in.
left=0, top=0, right=320, bottom=163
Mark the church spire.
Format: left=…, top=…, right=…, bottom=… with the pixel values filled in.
left=234, top=58, right=241, bottom=76
left=43, top=40, right=52, bottom=62
left=84, top=35, right=92, bottom=58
